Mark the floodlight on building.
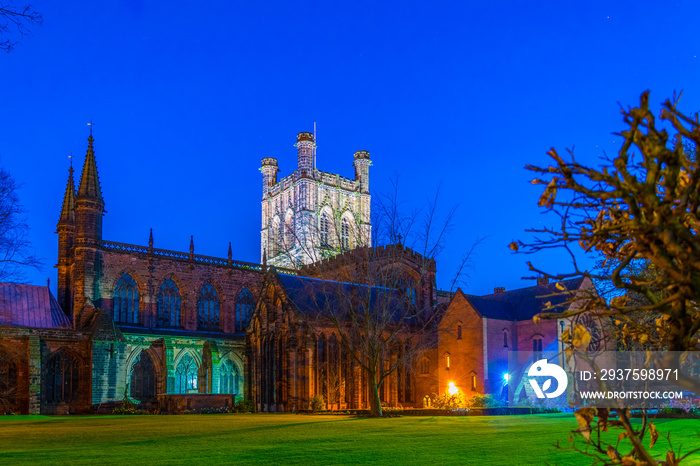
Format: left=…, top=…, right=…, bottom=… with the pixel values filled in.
left=503, top=373, right=511, bottom=383
left=448, top=382, right=459, bottom=396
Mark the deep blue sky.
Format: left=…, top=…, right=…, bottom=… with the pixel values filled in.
left=2, top=1, right=699, bottom=296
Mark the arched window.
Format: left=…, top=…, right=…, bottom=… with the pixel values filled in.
left=471, top=374, right=477, bottom=391
left=198, top=284, right=220, bottom=331
left=532, top=338, right=543, bottom=362
left=320, top=213, right=330, bottom=247
left=113, top=274, right=139, bottom=324
left=270, top=218, right=280, bottom=257
left=130, top=351, right=155, bottom=401
left=341, top=218, right=350, bottom=250
left=220, top=359, right=240, bottom=394
left=45, top=351, right=79, bottom=403
left=503, top=329, right=509, bottom=348
left=419, top=357, right=430, bottom=375
left=445, top=353, right=451, bottom=370
left=235, top=288, right=255, bottom=332
left=279, top=222, right=285, bottom=251
left=284, top=214, right=294, bottom=247
left=157, top=279, right=181, bottom=328
left=0, top=350, right=18, bottom=408
left=175, top=354, right=197, bottom=393
left=457, top=323, right=462, bottom=340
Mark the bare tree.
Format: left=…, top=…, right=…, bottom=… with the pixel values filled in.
left=272, top=182, right=480, bottom=417
left=0, top=167, right=42, bottom=282
left=516, top=91, right=700, bottom=464
left=0, top=2, right=42, bottom=53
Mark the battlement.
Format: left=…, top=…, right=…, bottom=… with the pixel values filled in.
left=354, top=150, right=370, bottom=160
left=261, top=157, right=278, bottom=167
left=296, top=132, right=315, bottom=143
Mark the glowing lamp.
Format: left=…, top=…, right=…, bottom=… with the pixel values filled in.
left=448, top=382, right=459, bottom=396
left=503, top=373, right=510, bottom=382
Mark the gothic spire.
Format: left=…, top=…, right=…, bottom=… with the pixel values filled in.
left=77, top=134, right=104, bottom=204
left=57, top=166, right=76, bottom=225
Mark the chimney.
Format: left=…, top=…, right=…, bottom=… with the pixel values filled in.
left=494, top=287, right=505, bottom=294
left=537, top=277, right=549, bottom=285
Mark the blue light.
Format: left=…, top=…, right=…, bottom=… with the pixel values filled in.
left=503, top=373, right=510, bottom=382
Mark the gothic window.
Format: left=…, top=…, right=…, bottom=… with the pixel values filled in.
left=503, top=330, right=509, bottom=348
left=270, top=219, right=280, bottom=257
left=220, top=360, right=240, bottom=394
left=533, top=338, right=543, bottom=362
left=235, top=288, right=255, bottom=332
left=197, top=284, right=220, bottom=331
left=418, top=357, right=430, bottom=375
left=471, top=374, right=477, bottom=391
left=284, top=215, right=293, bottom=248
left=445, top=353, right=451, bottom=370
left=320, top=213, right=330, bottom=247
left=279, top=222, right=285, bottom=251
left=341, top=218, right=350, bottom=250
left=45, top=351, right=79, bottom=403
left=457, top=323, right=462, bottom=340
left=175, top=354, right=198, bottom=393
left=113, top=273, right=139, bottom=325
left=157, top=279, right=181, bottom=328
left=130, top=351, right=156, bottom=401
left=0, top=350, right=18, bottom=408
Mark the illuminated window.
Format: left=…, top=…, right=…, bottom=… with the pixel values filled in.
left=457, top=324, right=462, bottom=340
left=320, top=213, right=330, bottom=247
left=175, top=354, right=197, bottom=393
left=341, top=218, right=350, bottom=250
left=113, top=273, right=139, bottom=324
left=45, top=351, right=79, bottom=403
left=445, top=353, right=450, bottom=370
left=235, top=288, right=255, bottom=332
left=471, top=375, right=477, bottom=391
left=220, top=360, right=240, bottom=394
left=157, top=279, right=181, bottom=327
left=197, top=284, right=220, bottom=331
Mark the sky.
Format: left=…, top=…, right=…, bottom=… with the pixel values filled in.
left=1, top=1, right=700, bottom=296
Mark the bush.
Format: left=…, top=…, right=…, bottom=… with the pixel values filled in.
left=310, top=394, right=326, bottom=413
left=234, top=399, right=255, bottom=413
left=466, top=394, right=503, bottom=409
left=112, top=399, right=145, bottom=415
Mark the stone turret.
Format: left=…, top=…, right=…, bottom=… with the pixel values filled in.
left=56, top=165, right=76, bottom=314
left=353, top=150, right=371, bottom=194
left=73, top=134, right=105, bottom=325
left=260, top=157, right=279, bottom=198
left=295, top=132, right=315, bottom=174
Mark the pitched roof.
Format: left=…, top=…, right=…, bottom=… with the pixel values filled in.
left=464, top=277, right=586, bottom=321
left=0, top=283, right=72, bottom=328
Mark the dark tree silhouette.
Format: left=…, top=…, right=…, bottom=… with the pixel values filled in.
left=0, top=3, right=42, bottom=52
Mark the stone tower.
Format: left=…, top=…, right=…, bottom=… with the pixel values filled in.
left=72, top=134, right=105, bottom=325
left=56, top=164, right=76, bottom=315
left=260, top=131, right=372, bottom=267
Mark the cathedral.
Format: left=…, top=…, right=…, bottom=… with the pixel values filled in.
left=0, top=131, right=600, bottom=414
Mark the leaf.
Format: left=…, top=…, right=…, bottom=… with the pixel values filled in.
left=538, top=178, right=559, bottom=208
left=610, top=295, right=627, bottom=307
left=649, top=423, right=659, bottom=449
left=621, top=456, right=642, bottom=466
left=508, top=242, right=519, bottom=251
left=555, top=281, right=566, bottom=291
left=564, top=347, right=574, bottom=363
left=533, top=314, right=541, bottom=325
left=572, top=324, right=592, bottom=350
left=618, top=432, right=628, bottom=441
left=574, top=408, right=595, bottom=441
left=607, top=445, right=621, bottom=462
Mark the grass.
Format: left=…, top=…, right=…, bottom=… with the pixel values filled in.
left=0, top=413, right=698, bottom=465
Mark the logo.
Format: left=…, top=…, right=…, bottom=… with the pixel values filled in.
left=528, top=359, right=568, bottom=399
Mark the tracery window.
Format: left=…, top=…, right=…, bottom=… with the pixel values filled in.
left=157, top=279, right=181, bottom=327
left=113, top=273, right=139, bottom=324
left=175, top=354, right=197, bottom=393
left=341, top=218, right=350, bottom=250
left=235, top=288, right=255, bottom=332
left=45, top=351, right=79, bottom=403
left=320, top=213, right=330, bottom=247
left=220, top=360, right=240, bottom=394
left=130, top=351, right=155, bottom=400
left=197, top=284, right=220, bottom=331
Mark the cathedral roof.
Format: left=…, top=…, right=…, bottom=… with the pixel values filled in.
left=464, top=277, right=587, bottom=321
left=0, top=283, right=71, bottom=328
left=77, top=134, right=104, bottom=203
left=57, top=166, right=76, bottom=225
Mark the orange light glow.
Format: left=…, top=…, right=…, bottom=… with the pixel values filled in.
left=448, top=381, right=459, bottom=396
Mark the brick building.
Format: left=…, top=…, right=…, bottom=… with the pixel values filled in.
left=0, top=131, right=600, bottom=414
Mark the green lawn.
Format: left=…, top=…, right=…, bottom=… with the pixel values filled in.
left=0, top=414, right=697, bottom=465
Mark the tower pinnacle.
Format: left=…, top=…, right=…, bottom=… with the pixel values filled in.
left=57, top=166, right=76, bottom=226
left=76, top=134, right=104, bottom=205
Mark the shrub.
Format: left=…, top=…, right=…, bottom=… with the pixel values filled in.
left=234, top=399, right=255, bottom=413
left=310, top=394, right=326, bottom=413
left=112, top=399, right=145, bottom=415
left=466, top=394, right=503, bottom=409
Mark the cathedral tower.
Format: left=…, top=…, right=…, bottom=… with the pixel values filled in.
left=260, top=131, right=372, bottom=267
left=72, top=134, right=105, bottom=324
